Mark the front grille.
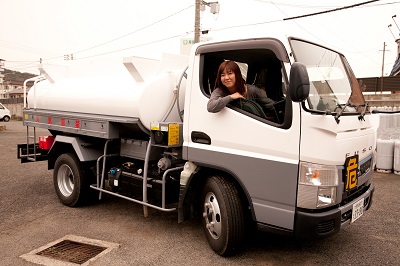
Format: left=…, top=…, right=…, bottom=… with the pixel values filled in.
left=341, top=183, right=370, bottom=206
left=359, top=158, right=372, bottom=176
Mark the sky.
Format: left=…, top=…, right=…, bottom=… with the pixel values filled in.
left=0, top=0, right=399, bottom=78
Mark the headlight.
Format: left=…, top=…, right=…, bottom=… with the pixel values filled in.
left=299, top=162, right=338, bottom=186
left=297, top=162, right=339, bottom=209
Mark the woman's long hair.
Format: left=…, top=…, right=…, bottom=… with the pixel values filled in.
left=214, top=60, right=246, bottom=95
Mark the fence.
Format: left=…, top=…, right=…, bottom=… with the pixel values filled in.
left=0, top=97, right=24, bottom=104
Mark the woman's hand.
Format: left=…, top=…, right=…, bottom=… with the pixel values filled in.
left=230, top=92, right=245, bottom=100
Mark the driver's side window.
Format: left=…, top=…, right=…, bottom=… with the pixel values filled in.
left=201, top=49, right=287, bottom=126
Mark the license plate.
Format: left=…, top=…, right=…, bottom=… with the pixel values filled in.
left=351, top=198, right=364, bottom=223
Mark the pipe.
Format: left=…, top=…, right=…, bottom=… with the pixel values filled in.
left=176, top=66, right=188, bottom=122
left=142, top=139, right=152, bottom=217
left=99, top=140, right=111, bottom=200
left=23, top=75, right=45, bottom=109
left=161, top=166, right=183, bottom=208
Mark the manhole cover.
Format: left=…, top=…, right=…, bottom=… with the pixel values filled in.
left=36, top=240, right=107, bottom=264
left=21, top=235, right=120, bottom=266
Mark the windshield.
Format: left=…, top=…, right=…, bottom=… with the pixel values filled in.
left=289, top=39, right=365, bottom=114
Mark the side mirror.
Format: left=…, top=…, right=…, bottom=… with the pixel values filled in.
left=289, top=62, right=310, bottom=102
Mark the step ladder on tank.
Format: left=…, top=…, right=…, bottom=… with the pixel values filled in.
left=17, top=75, right=49, bottom=163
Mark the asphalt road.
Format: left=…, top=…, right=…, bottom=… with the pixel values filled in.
left=1, top=120, right=399, bottom=266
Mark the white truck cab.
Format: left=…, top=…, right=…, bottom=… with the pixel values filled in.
left=184, top=37, right=374, bottom=244
left=0, top=102, right=11, bottom=122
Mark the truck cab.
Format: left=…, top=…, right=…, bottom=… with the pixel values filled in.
left=183, top=37, right=374, bottom=251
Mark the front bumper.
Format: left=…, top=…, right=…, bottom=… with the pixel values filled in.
left=294, top=183, right=374, bottom=239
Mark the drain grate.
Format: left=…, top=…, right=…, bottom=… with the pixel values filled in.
left=21, top=235, right=120, bottom=266
left=36, top=240, right=107, bottom=264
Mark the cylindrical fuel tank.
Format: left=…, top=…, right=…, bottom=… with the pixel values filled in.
left=27, top=58, right=186, bottom=131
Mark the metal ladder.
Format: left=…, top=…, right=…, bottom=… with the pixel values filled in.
left=25, top=125, right=37, bottom=162
left=22, top=75, right=47, bottom=162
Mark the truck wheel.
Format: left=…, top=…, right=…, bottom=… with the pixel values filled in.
left=201, top=175, right=245, bottom=256
left=3, top=116, right=10, bottom=122
left=53, top=153, right=90, bottom=207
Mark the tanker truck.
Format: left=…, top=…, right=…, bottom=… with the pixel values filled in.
left=18, top=36, right=375, bottom=256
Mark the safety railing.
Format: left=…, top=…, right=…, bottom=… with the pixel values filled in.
left=23, top=75, right=46, bottom=109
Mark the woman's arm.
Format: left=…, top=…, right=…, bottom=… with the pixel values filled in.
left=207, top=88, right=234, bottom=113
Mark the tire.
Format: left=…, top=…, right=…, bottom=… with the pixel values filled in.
left=3, top=116, right=10, bottom=122
left=201, top=175, right=245, bottom=256
left=53, top=153, right=91, bottom=207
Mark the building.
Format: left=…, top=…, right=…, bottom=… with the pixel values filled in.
left=1, top=76, right=34, bottom=99
left=358, top=37, right=400, bottom=93
left=390, top=38, right=400, bottom=76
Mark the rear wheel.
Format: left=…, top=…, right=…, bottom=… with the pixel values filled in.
left=53, top=153, right=92, bottom=207
left=201, top=175, right=245, bottom=256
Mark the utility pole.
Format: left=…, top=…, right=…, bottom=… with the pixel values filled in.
left=194, top=0, right=201, bottom=43
left=194, top=0, right=220, bottom=43
left=381, top=42, right=386, bottom=93
left=0, top=59, right=5, bottom=91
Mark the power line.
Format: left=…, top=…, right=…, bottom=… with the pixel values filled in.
left=0, top=40, right=59, bottom=56
left=71, top=4, right=193, bottom=56
left=270, top=1, right=327, bottom=44
left=40, top=4, right=194, bottom=62
left=207, top=0, right=390, bottom=75
left=5, top=1, right=396, bottom=72
left=76, top=31, right=192, bottom=60
left=283, top=0, right=381, bottom=21
left=3, top=63, right=39, bottom=73
left=2, top=5, right=195, bottom=71
left=211, top=0, right=390, bottom=33
left=254, top=0, right=338, bottom=9
left=4, top=60, right=38, bottom=63
left=211, top=18, right=282, bottom=32
left=255, top=0, right=400, bottom=9
left=269, top=0, right=386, bottom=69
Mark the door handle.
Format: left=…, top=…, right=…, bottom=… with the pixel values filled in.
left=191, top=131, right=211, bottom=145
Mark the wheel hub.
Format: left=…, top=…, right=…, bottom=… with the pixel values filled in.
left=57, top=164, right=75, bottom=197
left=203, top=192, right=222, bottom=239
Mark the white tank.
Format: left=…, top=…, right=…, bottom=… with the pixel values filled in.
left=393, top=140, right=400, bottom=175
left=376, top=138, right=395, bottom=173
left=396, top=112, right=400, bottom=129
left=28, top=55, right=188, bottom=130
left=378, top=113, right=390, bottom=130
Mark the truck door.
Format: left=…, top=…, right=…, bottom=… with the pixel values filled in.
left=184, top=39, right=302, bottom=230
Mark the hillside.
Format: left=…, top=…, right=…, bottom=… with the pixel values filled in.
left=2, top=68, right=37, bottom=81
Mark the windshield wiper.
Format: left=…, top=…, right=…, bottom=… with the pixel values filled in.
left=358, top=102, right=368, bottom=121
left=335, top=101, right=355, bottom=124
